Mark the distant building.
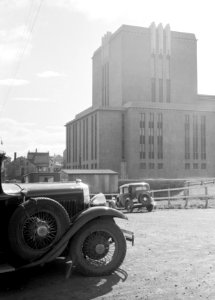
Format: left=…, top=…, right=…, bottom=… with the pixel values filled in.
left=60, top=169, right=118, bottom=194
left=24, top=172, right=60, bottom=183
left=27, top=151, right=50, bottom=172
left=6, top=151, right=62, bottom=182
left=65, top=23, right=215, bottom=179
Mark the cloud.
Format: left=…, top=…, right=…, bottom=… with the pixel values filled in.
left=37, top=70, right=66, bottom=78
left=0, top=25, right=32, bottom=64
left=0, top=118, right=65, bottom=158
left=0, top=78, right=29, bottom=86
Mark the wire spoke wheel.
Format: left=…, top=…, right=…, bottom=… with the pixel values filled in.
left=23, top=212, right=58, bottom=250
left=83, top=231, right=115, bottom=266
left=70, top=219, right=127, bottom=276
left=8, top=197, right=70, bottom=261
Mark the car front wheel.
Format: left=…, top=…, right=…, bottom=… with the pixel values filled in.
left=70, top=219, right=127, bottom=276
left=8, top=197, right=70, bottom=261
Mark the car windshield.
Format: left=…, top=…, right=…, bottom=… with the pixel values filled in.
left=2, top=183, right=22, bottom=194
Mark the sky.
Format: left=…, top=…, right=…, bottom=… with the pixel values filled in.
left=0, top=0, right=215, bottom=159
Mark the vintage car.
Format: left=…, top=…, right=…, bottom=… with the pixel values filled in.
left=117, top=182, right=156, bottom=213
left=0, top=152, right=133, bottom=277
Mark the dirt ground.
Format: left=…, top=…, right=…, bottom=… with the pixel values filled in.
left=1, top=208, right=215, bottom=300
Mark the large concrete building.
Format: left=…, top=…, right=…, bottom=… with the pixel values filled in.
left=65, top=23, right=215, bottom=179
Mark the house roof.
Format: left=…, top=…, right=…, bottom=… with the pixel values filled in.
left=61, top=169, right=118, bottom=175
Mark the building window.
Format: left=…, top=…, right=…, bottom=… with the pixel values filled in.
left=185, top=115, right=190, bottom=159
left=200, top=115, right=206, bottom=160
left=140, top=151, right=145, bottom=159
left=193, top=115, right=198, bottom=160
left=159, top=78, right=163, bottom=102
left=166, top=79, right=171, bottom=103
left=140, top=113, right=146, bottom=160
left=122, top=113, right=125, bottom=160
left=201, top=163, right=206, bottom=169
left=86, top=118, right=88, bottom=160
left=140, top=162, right=146, bottom=169
left=193, top=163, right=198, bottom=169
left=157, top=113, right=163, bottom=159
left=95, top=114, right=97, bottom=160
left=73, top=123, right=78, bottom=163
left=91, top=115, right=94, bottom=160
left=158, top=163, right=163, bottom=169
left=149, top=113, right=154, bottom=159
left=185, top=163, right=190, bottom=170
left=83, top=119, right=85, bottom=161
left=151, top=78, right=156, bottom=102
left=149, top=163, right=154, bottom=169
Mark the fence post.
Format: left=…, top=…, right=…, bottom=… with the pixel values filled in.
left=167, top=189, right=171, bottom=207
left=205, top=186, right=208, bottom=208
left=184, top=188, right=189, bottom=208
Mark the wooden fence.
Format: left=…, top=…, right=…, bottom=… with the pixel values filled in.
left=150, top=179, right=215, bottom=208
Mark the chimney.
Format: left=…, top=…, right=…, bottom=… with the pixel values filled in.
left=14, top=152, right=17, bottom=161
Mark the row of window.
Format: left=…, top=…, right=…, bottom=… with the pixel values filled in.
left=185, top=163, right=206, bottom=170
left=185, top=114, right=206, bottom=160
left=140, top=162, right=163, bottom=169
left=140, top=163, right=207, bottom=170
left=69, top=163, right=98, bottom=170
left=140, top=112, right=163, bottom=160
left=66, top=113, right=98, bottom=165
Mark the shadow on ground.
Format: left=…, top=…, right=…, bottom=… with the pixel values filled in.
left=0, top=260, right=128, bottom=300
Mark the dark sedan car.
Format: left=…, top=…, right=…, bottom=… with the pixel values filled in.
left=0, top=152, right=133, bottom=276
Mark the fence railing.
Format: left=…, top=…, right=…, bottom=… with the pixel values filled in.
left=150, top=179, right=215, bottom=208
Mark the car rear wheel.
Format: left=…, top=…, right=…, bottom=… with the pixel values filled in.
left=70, top=219, right=127, bottom=276
left=8, top=197, right=70, bottom=261
left=138, top=194, right=150, bottom=206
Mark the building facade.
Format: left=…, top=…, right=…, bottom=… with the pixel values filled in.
left=65, top=23, right=215, bottom=179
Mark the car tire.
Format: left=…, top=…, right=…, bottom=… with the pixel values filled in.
left=70, top=219, right=127, bottom=276
left=138, top=194, right=150, bottom=205
left=146, top=204, right=154, bottom=212
left=8, top=197, right=70, bottom=261
left=125, top=198, right=134, bottom=213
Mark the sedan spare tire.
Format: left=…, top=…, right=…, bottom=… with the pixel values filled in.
left=8, top=197, right=70, bottom=261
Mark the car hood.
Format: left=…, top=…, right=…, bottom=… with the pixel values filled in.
left=2, top=182, right=88, bottom=198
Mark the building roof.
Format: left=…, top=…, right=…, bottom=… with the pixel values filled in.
left=61, top=169, right=118, bottom=175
